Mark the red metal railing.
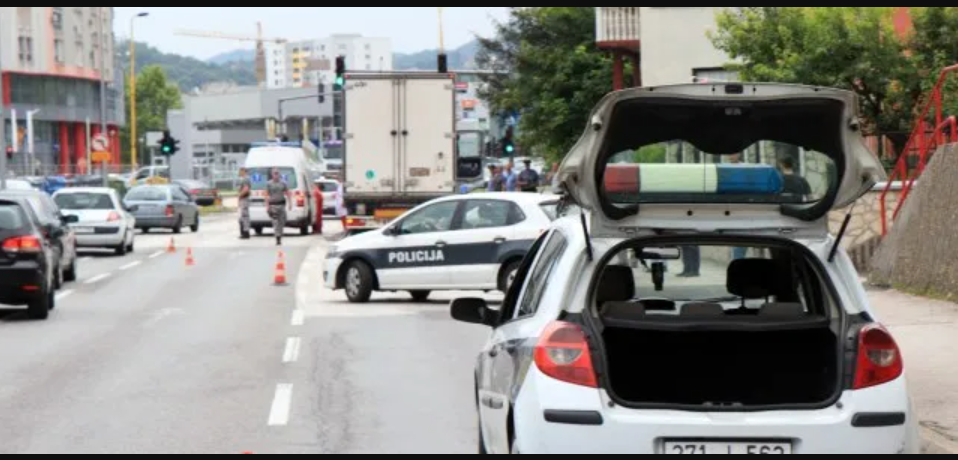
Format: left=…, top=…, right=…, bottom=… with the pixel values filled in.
left=880, top=64, right=958, bottom=236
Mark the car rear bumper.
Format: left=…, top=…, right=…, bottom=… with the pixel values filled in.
left=0, top=262, right=46, bottom=306
left=250, top=206, right=310, bottom=227
left=76, top=232, right=126, bottom=248
left=135, top=217, right=179, bottom=228
left=511, top=368, right=918, bottom=454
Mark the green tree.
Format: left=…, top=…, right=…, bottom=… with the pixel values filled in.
left=711, top=7, right=920, bottom=153
left=120, top=65, right=183, bottom=164
left=477, top=7, right=614, bottom=161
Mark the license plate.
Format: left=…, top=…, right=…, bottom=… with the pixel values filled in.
left=73, top=227, right=95, bottom=234
left=665, top=442, right=791, bottom=455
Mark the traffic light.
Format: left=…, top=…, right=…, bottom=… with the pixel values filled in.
left=334, top=56, right=346, bottom=90
left=318, top=83, right=326, bottom=104
left=158, top=131, right=180, bottom=156
left=502, top=127, right=516, bottom=157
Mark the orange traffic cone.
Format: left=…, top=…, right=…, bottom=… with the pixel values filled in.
left=274, top=252, right=287, bottom=286
left=167, top=237, right=176, bottom=253
left=185, top=248, right=195, bottom=267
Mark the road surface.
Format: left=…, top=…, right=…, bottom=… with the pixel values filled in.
left=0, top=212, right=489, bottom=454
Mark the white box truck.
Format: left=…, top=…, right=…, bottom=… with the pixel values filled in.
left=342, top=72, right=482, bottom=217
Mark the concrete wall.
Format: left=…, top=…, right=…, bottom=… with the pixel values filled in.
left=640, top=7, right=732, bottom=86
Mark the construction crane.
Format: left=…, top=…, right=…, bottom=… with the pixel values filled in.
left=175, top=22, right=288, bottom=86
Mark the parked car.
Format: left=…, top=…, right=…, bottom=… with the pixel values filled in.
left=314, top=178, right=340, bottom=216
left=454, top=83, right=918, bottom=454
left=175, top=180, right=219, bottom=207
left=124, top=185, right=200, bottom=234
left=53, top=188, right=137, bottom=256
left=0, top=195, right=78, bottom=320
left=0, top=189, right=79, bottom=285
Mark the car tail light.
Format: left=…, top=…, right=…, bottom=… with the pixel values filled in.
left=165, top=205, right=175, bottom=217
left=854, top=324, right=904, bottom=390
left=2, top=236, right=42, bottom=254
left=107, top=211, right=121, bottom=222
left=534, top=321, right=598, bottom=388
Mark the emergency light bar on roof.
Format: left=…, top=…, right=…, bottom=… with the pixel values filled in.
left=604, top=163, right=786, bottom=199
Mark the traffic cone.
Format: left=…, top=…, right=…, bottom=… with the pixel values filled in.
left=167, top=237, right=176, bottom=253
left=185, top=248, right=195, bottom=267
left=274, top=252, right=287, bottom=286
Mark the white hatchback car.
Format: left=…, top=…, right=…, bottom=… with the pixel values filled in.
left=54, top=188, right=137, bottom=255
left=325, top=193, right=562, bottom=303
left=452, top=83, right=918, bottom=455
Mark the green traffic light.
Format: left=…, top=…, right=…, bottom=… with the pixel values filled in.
left=335, top=77, right=345, bottom=87
left=506, top=145, right=515, bottom=154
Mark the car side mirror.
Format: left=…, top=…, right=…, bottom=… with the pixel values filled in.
left=127, top=205, right=139, bottom=213
left=383, top=226, right=399, bottom=237
left=451, top=298, right=499, bottom=327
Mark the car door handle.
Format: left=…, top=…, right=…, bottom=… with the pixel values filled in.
left=494, top=237, right=507, bottom=244
left=436, top=241, right=447, bottom=248
left=481, top=396, right=505, bottom=410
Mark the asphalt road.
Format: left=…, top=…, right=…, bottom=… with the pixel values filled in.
left=0, top=212, right=490, bottom=454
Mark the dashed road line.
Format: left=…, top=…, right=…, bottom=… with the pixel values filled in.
left=84, top=273, right=111, bottom=285
left=119, top=261, right=142, bottom=271
left=282, top=337, right=302, bottom=363
left=149, top=251, right=164, bottom=259
left=291, top=309, right=305, bottom=326
left=268, top=384, right=293, bottom=426
left=55, top=290, right=75, bottom=302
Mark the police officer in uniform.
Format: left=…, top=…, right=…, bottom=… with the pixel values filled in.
left=267, top=168, right=293, bottom=246
left=238, top=168, right=252, bottom=240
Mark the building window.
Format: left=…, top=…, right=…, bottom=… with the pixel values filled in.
left=365, top=54, right=371, bottom=60
left=76, top=42, right=85, bottom=67
left=52, top=7, right=64, bottom=30
left=54, top=39, right=65, bottom=64
left=365, top=43, right=371, bottom=50
left=90, top=50, right=97, bottom=68
left=18, top=37, right=34, bottom=64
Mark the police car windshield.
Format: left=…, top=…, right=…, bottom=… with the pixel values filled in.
left=249, top=168, right=298, bottom=190
left=318, top=183, right=339, bottom=193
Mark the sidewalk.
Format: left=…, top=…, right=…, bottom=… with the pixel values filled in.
left=867, top=287, right=958, bottom=454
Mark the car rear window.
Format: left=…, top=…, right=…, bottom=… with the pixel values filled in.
left=248, top=168, right=298, bottom=190
left=126, top=187, right=168, bottom=202
left=0, top=203, right=26, bottom=230
left=318, top=182, right=338, bottom=192
left=600, top=99, right=841, bottom=207
left=55, top=193, right=114, bottom=210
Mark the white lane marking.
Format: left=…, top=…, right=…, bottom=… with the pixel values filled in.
left=119, top=261, right=142, bottom=271
left=145, top=308, right=186, bottom=326
left=84, top=273, right=111, bottom=285
left=80, top=257, right=93, bottom=262
left=282, top=337, right=302, bottom=363
left=291, top=310, right=305, bottom=326
left=149, top=251, right=164, bottom=259
left=55, top=290, right=75, bottom=302
left=267, top=384, right=293, bottom=426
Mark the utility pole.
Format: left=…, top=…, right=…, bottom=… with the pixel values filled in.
left=27, top=110, right=40, bottom=176
left=98, top=7, right=108, bottom=135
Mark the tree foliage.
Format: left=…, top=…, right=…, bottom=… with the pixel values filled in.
left=712, top=7, right=958, bottom=155
left=120, top=66, right=183, bottom=164
left=477, top=7, right=613, bottom=161
left=117, top=41, right=258, bottom=92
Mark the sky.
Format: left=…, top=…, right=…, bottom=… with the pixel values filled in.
left=114, top=7, right=509, bottom=60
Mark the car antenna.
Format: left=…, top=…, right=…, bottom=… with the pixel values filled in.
left=580, top=211, right=594, bottom=262
left=828, top=202, right=856, bottom=263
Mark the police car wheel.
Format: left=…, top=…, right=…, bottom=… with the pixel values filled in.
left=409, top=291, right=431, bottom=302
left=345, top=262, right=374, bottom=303
left=498, top=260, right=522, bottom=293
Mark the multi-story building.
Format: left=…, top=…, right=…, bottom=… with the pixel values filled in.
left=265, top=34, right=392, bottom=89
left=0, top=7, right=124, bottom=175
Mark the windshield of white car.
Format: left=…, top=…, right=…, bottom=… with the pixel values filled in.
left=248, top=168, right=298, bottom=190
left=54, top=193, right=115, bottom=210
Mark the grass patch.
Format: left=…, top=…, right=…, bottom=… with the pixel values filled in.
left=199, top=205, right=235, bottom=216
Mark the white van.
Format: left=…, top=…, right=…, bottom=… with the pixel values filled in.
left=244, top=142, right=320, bottom=236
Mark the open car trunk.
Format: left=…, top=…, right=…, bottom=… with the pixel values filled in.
left=602, top=323, right=839, bottom=408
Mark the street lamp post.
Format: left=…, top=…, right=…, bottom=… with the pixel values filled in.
left=129, top=12, right=149, bottom=176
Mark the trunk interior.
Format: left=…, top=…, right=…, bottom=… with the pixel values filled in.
left=602, top=325, right=839, bottom=408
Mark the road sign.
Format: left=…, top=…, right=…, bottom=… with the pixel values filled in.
left=92, top=133, right=110, bottom=152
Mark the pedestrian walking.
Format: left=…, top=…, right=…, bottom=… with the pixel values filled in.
left=267, top=168, right=293, bottom=246
left=237, top=168, right=252, bottom=240
left=518, top=159, right=540, bottom=193
left=487, top=165, right=502, bottom=192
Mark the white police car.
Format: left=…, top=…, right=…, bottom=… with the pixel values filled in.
left=452, top=83, right=919, bottom=454
left=325, top=193, right=561, bottom=303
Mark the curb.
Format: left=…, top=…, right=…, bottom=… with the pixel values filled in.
left=922, top=427, right=958, bottom=454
